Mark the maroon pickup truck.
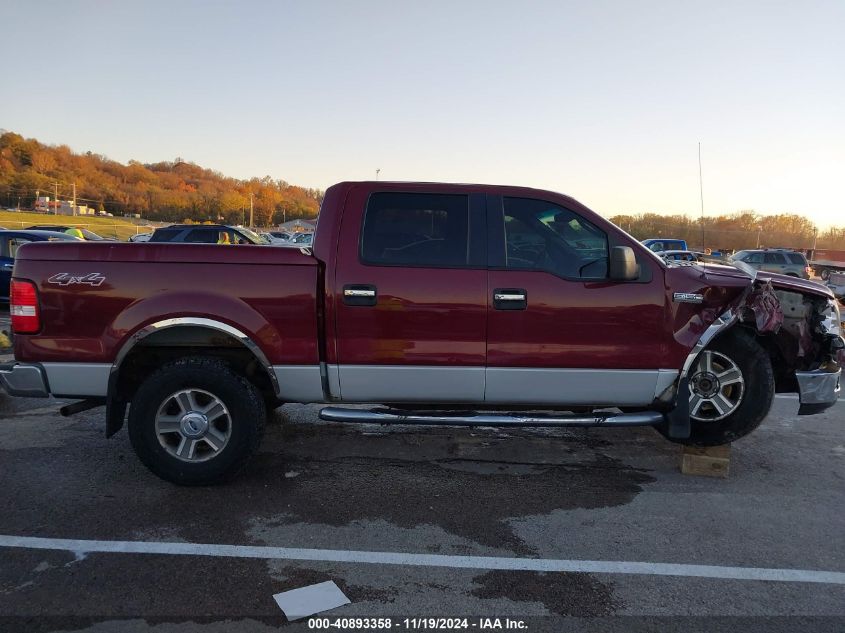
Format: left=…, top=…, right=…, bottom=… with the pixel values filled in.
left=2, top=182, right=842, bottom=485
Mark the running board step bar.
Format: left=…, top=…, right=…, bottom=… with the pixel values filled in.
left=319, top=407, right=664, bottom=428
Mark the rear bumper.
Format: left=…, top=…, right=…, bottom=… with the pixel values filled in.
left=796, top=367, right=841, bottom=415
left=0, top=362, right=50, bottom=398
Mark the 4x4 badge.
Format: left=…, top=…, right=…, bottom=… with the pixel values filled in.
left=47, top=273, right=106, bottom=287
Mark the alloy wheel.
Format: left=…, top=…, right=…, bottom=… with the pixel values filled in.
left=154, top=389, right=231, bottom=462
left=688, top=350, right=745, bottom=422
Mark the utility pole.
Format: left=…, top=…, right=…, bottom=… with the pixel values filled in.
left=249, top=192, right=254, bottom=228
left=72, top=182, right=77, bottom=216
left=375, top=168, right=380, bottom=181
left=812, top=226, right=818, bottom=251
left=756, top=226, right=762, bottom=249
left=53, top=182, right=59, bottom=215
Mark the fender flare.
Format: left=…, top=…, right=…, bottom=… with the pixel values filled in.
left=105, top=317, right=281, bottom=438
left=110, top=317, right=280, bottom=396
left=679, top=309, right=737, bottom=380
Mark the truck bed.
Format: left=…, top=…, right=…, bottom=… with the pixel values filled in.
left=12, top=242, right=320, bottom=366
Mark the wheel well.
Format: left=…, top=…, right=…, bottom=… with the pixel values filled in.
left=747, top=327, right=800, bottom=393
left=114, top=326, right=277, bottom=403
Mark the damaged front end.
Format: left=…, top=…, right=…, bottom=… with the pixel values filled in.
left=786, top=295, right=843, bottom=414
left=740, top=279, right=843, bottom=414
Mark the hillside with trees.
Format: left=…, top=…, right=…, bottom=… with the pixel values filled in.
left=609, top=211, right=845, bottom=251
left=0, top=130, right=321, bottom=226
left=2, top=130, right=842, bottom=249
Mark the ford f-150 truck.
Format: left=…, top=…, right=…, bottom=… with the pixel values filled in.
left=2, top=182, right=843, bottom=485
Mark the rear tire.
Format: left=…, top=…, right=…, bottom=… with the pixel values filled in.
left=663, top=329, right=774, bottom=446
left=820, top=268, right=830, bottom=281
left=128, top=357, right=266, bottom=485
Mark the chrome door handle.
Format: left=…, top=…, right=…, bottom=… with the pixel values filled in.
left=344, top=288, right=376, bottom=298
left=343, top=284, right=378, bottom=306
left=493, top=288, right=527, bottom=310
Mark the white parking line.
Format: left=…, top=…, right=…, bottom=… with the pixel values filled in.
left=1, top=534, right=844, bottom=585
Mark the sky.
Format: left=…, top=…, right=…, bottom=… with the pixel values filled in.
left=1, top=0, right=843, bottom=226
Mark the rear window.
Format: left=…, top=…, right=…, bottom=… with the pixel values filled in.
left=361, top=192, right=469, bottom=267
left=787, top=253, right=807, bottom=265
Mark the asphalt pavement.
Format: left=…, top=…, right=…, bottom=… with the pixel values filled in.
left=0, top=389, right=843, bottom=632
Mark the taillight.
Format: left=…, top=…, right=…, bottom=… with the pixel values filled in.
left=805, top=266, right=812, bottom=277
left=10, top=280, right=40, bottom=334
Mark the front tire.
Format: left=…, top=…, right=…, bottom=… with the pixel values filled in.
left=666, top=329, right=774, bottom=446
left=128, top=357, right=266, bottom=485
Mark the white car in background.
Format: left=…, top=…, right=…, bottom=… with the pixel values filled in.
left=129, top=232, right=153, bottom=242
left=260, top=231, right=296, bottom=246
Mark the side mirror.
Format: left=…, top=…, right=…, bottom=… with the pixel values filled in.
left=609, top=246, right=639, bottom=281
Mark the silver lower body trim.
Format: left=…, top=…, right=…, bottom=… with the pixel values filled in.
left=40, top=363, right=111, bottom=397
left=484, top=368, right=677, bottom=406
left=272, top=365, right=324, bottom=402
left=0, top=363, right=50, bottom=398
left=319, top=407, right=664, bottom=427
left=334, top=365, right=485, bottom=403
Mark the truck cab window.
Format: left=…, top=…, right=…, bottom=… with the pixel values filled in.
left=503, top=197, right=608, bottom=279
left=361, top=192, right=469, bottom=267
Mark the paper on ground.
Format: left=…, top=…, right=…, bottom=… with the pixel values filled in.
left=273, top=580, right=351, bottom=620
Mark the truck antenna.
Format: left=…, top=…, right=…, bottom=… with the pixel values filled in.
left=698, top=142, right=706, bottom=273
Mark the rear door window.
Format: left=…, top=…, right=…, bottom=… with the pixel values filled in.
left=361, top=192, right=470, bottom=267
left=764, top=253, right=787, bottom=264
left=787, top=253, right=807, bottom=265
left=150, top=229, right=181, bottom=242
left=185, top=229, right=233, bottom=244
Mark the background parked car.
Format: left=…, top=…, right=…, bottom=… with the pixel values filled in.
left=660, top=250, right=701, bottom=263
left=0, top=230, right=82, bottom=300
left=642, top=238, right=688, bottom=252
left=259, top=231, right=294, bottom=245
left=826, top=271, right=845, bottom=300
left=729, top=248, right=811, bottom=278
left=128, top=232, right=152, bottom=242
left=26, top=225, right=110, bottom=241
left=148, top=224, right=271, bottom=245
left=265, top=231, right=294, bottom=245
left=291, top=232, right=313, bottom=245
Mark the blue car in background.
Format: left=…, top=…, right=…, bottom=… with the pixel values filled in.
left=0, top=230, right=81, bottom=301
left=642, top=238, right=688, bottom=252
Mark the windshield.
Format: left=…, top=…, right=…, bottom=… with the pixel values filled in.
left=80, top=229, right=105, bottom=241
left=237, top=228, right=270, bottom=244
